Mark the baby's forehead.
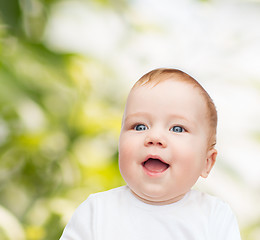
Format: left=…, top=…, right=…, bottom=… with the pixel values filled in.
left=131, top=78, right=203, bottom=99
left=126, top=79, right=211, bottom=125
left=127, top=80, right=207, bottom=112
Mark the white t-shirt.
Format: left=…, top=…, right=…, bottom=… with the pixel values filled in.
left=60, top=186, right=241, bottom=240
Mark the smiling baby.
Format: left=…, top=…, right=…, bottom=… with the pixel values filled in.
left=60, top=68, right=241, bottom=240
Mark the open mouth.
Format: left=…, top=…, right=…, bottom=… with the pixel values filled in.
left=142, top=158, right=170, bottom=173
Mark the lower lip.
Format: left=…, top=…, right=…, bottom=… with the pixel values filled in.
left=142, top=165, right=169, bottom=177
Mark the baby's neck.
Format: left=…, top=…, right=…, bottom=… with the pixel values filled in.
left=130, top=190, right=187, bottom=205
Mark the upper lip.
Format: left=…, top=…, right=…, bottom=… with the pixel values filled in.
left=142, top=155, right=170, bottom=166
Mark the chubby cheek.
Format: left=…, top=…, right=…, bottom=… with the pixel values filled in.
left=119, top=135, right=132, bottom=162
left=174, top=142, right=206, bottom=176
left=118, top=135, right=135, bottom=178
left=187, top=153, right=207, bottom=179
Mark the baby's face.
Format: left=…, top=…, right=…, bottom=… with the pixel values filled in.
left=118, top=80, right=217, bottom=205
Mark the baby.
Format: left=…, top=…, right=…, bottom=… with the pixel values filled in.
left=60, top=68, right=241, bottom=240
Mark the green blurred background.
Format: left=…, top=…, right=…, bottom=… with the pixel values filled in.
left=0, top=1, right=125, bottom=239
left=0, top=0, right=260, bottom=239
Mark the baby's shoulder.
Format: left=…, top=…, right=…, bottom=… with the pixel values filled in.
left=188, top=189, right=233, bottom=214
left=90, top=185, right=128, bottom=198
left=85, top=185, right=129, bottom=205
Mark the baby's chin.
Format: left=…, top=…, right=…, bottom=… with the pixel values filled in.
left=130, top=189, right=187, bottom=205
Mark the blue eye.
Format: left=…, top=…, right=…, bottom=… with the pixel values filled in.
left=170, top=126, right=185, bottom=133
left=134, top=124, right=148, bottom=131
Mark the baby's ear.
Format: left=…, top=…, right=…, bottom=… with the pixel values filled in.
left=200, top=148, right=217, bottom=178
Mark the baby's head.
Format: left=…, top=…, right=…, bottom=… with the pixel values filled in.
left=119, top=68, right=218, bottom=205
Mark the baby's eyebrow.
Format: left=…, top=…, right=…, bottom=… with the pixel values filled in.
left=167, top=114, right=198, bottom=127
left=124, top=112, right=150, bottom=122
left=167, top=114, right=190, bottom=122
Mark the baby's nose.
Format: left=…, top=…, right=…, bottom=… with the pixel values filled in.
left=144, top=134, right=167, bottom=148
